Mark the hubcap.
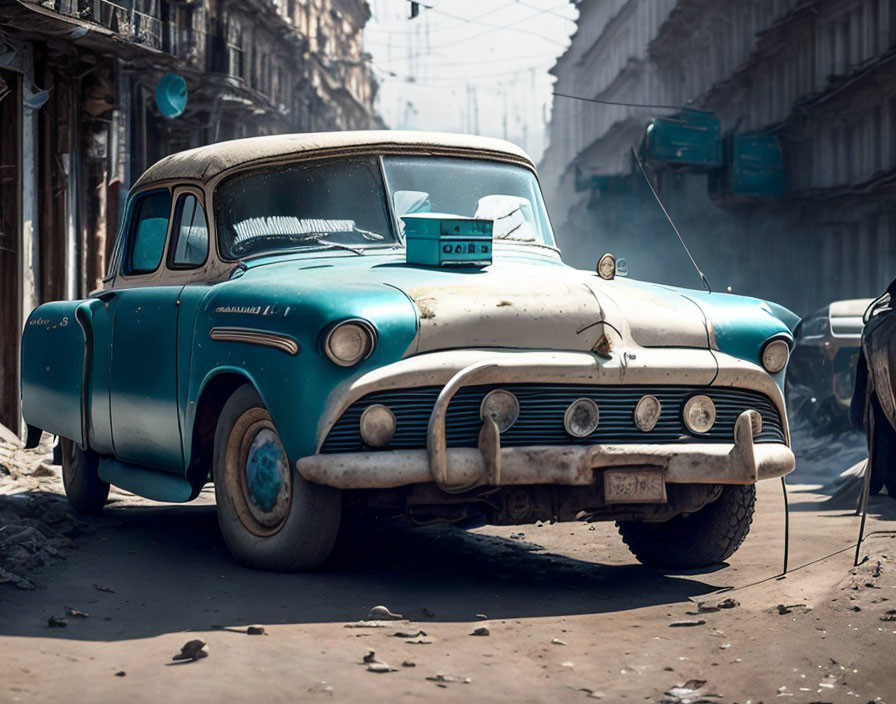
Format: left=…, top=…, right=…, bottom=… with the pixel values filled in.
left=224, top=408, right=293, bottom=537
left=243, top=428, right=291, bottom=527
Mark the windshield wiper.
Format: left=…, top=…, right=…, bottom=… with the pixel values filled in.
left=315, top=239, right=364, bottom=255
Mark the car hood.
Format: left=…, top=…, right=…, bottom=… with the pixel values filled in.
left=235, top=254, right=712, bottom=354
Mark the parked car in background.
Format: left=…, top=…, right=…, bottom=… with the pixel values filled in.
left=21, top=131, right=798, bottom=571
left=786, top=299, right=871, bottom=431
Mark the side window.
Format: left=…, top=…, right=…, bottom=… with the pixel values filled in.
left=128, top=190, right=172, bottom=274
left=169, top=194, right=209, bottom=269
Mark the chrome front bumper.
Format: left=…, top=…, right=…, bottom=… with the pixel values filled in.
left=296, top=353, right=795, bottom=492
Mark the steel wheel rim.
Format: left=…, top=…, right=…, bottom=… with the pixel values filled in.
left=224, top=408, right=293, bottom=537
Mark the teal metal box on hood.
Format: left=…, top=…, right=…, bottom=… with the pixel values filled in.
left=18, top=130, right=798, bottom=575
left=403, top=214, right=493, bottom=267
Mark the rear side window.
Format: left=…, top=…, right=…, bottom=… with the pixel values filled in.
left=128, top=190, right=172, bottom=274
left=169, top=194, right=209, bottom=269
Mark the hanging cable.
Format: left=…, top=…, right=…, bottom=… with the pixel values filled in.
left=553, top=91, right=682, bottom=110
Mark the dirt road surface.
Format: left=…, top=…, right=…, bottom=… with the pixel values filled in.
left=1, top=461, right=895, bottom=703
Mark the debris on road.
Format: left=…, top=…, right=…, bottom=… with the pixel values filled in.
left=65, top=607, right=89, bottom=618
left=246, top=625, right=267, bottom=635
left=663, top=678, right=710, bottom=702
left=421, top=607, right=435, bottom=618
left=551, top=638, right=567, bottom=645
left=172, top=640, right=208, bottom=662
left=426, top=673, right=471, bottom=685
left=362, top=650, right=398, bottom=672
left=47, top=616, right=67, bottom=628
left=366, top=605, right=403, bottom=620
left=470, top=626, right=489, bottom=636
left=401, top=660, right=416, bottom=668
left=93, top=584, right=115, bottom=593
left=114, top=671, right=126, bottom=677
left=717, top=598, right=740, bottom=609
left=405, top=637, right=433, bottom=645
left=0, top=435, right=82, bottom=590
left=393, top=629, right=426, bottom=638
left=668, top=619, right=706, bottom=627
left=775, top=603, right=809, bottom=615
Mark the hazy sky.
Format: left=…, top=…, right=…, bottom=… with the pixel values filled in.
left=364, top=0, right=578, bottom=161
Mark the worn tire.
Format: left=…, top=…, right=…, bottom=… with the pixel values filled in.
left=617, top=484, right=756, bottom=569
left=213, top=384, right=341, bottom=571
left=60, top=438, right=109, bottom=514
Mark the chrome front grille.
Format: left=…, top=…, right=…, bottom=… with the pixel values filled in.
left=320, top=384, right=786, bottom=453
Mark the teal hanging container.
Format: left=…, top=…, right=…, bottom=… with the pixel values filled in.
left=642, top=109, right=722, bottom=170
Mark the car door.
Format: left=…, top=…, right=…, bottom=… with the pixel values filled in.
left=107, top=188, right=185, bottom=472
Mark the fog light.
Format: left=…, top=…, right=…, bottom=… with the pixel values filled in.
left=480, top=389, right=520, bottom=432
left=564, top=398, right=600, bottom=437
left=761, top=338, right=789, bottom=373
left=683, top=395, right=716, bottom=434
left=359, top=404, right=396, bottom=447
left=634, top=394, right=662, bottom=432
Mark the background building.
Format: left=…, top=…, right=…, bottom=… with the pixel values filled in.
left=0, top=0, right=380, bottom=432
left=541, top=0, right=896, bottom=317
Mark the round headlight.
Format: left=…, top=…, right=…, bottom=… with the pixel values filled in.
left=324, top=320, right=375, bottom=367
left=360, top=404, right=396, bottom=447
left=683, top=395, right=716, bottom=434
left=597, top=253, right=616, bottom=280
left=564, top=398, right=600, bottom=438
left=634, top=394, right=662, bottom=432
left=480, top=389, right=520, bottom=432
left=761, top=338, right=790, bottom=373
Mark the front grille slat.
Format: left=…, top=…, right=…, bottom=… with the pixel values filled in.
left=321, top=384, right=786, bottom=453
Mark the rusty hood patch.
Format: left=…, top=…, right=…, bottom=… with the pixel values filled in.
left=407, top=271, right=607, bottom=354
left=406, top=269, right=711, bottom=354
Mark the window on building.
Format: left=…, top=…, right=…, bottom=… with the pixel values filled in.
left=128, top=190, right=172, bottom=275
left=169, top=194, right=209, bottom=269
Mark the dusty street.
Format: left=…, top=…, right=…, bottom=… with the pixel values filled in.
left=1, top=445, right=895, bottom=704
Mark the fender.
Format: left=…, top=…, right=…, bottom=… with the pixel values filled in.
left=21, top=299, right=103, bottom=447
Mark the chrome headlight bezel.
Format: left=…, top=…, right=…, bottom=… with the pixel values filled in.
left=323, top=319, right=377, bottom=367
left=761, top=338, right=790, bottom=374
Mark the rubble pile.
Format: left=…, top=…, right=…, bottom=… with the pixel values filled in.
left=0, top=432, right=82, bottom=589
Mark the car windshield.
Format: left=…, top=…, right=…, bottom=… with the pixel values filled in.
left=382, top=156, right=556, bottom=247
left=215, top=157, right=397, bottom=259
left=215, top=153, right=555, bottom=259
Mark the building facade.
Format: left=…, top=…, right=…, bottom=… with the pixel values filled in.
left=0, top=0, right=380, bottom=432
left=541, top=0, right=896, bottom=318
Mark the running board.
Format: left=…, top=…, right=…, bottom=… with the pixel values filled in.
left=98, top=458, right=194, bottom=503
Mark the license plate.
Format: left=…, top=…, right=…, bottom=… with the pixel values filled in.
left=604, top=469, right=667, bottom=504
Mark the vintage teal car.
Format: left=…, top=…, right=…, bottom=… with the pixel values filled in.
left=20, top=131, right=798, bottom=571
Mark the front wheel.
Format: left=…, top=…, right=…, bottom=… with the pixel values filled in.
left=60, top=438, right=110, bottom=514
left=213, top=385, right=341, bottom=571
left=617, top=484, right=756, bottom=569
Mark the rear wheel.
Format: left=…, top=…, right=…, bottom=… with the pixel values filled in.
left=213, top=385, right=341, bottom=571
left=60, top=438, right=109, bottom=514
left=617, top=484, right=755, bottom=569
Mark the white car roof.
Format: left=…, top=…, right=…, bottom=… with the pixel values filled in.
left=134, top=130, right=535, bottom=187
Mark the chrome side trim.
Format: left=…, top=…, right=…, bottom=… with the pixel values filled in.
left=209, top=327, right=299, bottom=355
